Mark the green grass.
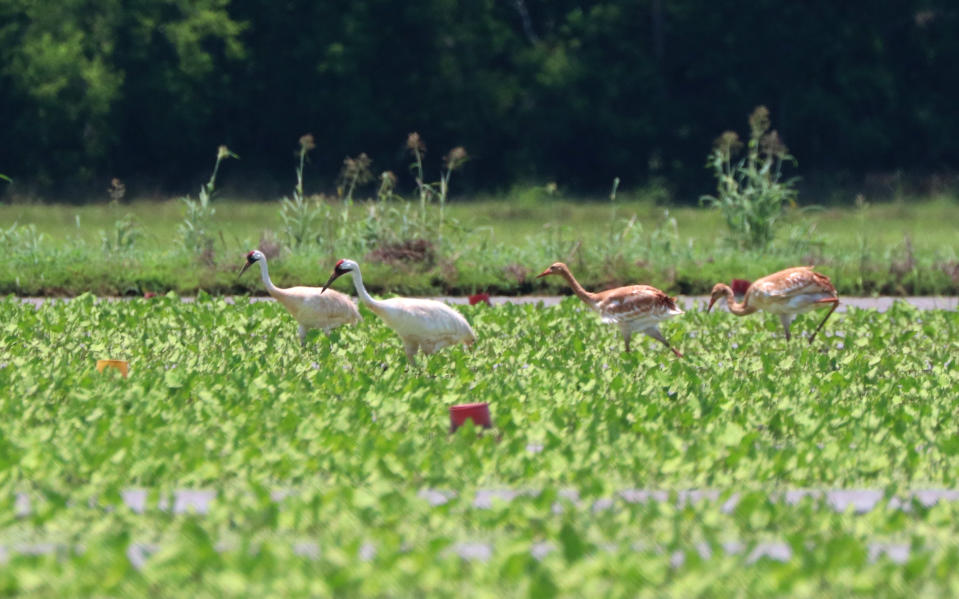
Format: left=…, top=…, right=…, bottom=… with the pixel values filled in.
left=1, top=194, right=958, bottom=296
left=1, top=296, right=958, bottom=595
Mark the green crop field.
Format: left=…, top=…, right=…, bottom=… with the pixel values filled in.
left=2, top=295, right=958, bottom=596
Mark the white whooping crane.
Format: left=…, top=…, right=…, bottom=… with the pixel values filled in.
left=321, top=259, right=476, bottom=363
left=239, top=250, right=361, bottom=345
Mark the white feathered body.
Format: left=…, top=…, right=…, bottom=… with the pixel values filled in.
left=325, top=259, right=476, bottom=362
left=270, top=286, right=362, bottom=332
left=366, top=297, right=476, bottom=357
left=247, top=253, right=361, bottom=344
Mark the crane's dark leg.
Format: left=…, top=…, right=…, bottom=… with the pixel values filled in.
left=809, top=298, right=839, bottom=344
left=645, top=327, right=683, bottom=358
left=403, top=340, right=420, bottom=365
left=622, top=330, right=632, bottom=353
left=779, top=314, right=793, bottom=341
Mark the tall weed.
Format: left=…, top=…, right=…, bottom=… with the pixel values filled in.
left=100, top=215, right=142, bottom=254
left=339, top=153, right=373, bottom=204
left=178, top=145, right=237, bottom=254
left=701, top=106, right=798, bottom=249
left=1, top=221, right=45, bottom=254
left=280, top=135, right=329, bottom=250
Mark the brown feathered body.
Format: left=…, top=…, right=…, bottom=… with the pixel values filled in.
left=708, top=266, right=839, bottom=342
left=537, top=262, right=684, bottom=357
left=741, top=267, right=837, bottom=315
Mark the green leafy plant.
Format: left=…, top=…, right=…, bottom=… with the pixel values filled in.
left=178, top=145, right=237, bottom=254
left=2, top=295, right=959, bottom=595
left=100, top=214, right=142, bottom=254
left=0, top=221, right=45, bottom=254
left=701, top=106, right=799, bottom=249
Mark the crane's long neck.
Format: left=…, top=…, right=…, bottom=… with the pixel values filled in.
left=721, top=285, right=757, bottom=316
left=347, top=267, right=384, bottom=309
left=257, top=259, right=283, bottom=298
left=558, top=267, right=600, bottom=308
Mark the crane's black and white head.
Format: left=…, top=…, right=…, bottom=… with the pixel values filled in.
left=321, top=259, right=358, bottom=293
left=238, top=250, right=265, bottom=277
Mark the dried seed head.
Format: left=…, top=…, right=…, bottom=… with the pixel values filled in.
left=914, top=9, right=935, bottom=26
left=217, top=145, right=232, bottom=160
left=714, top=131, right=743, bottom=155
left=444, top=146, right=468, bottom=171
left=407, top=132, right=426, bottom=154
left=760, top=130, right=789, bottom=159
left=748, top=106, right=771, bottom=139
left=377, top=171, right=397, bottom=200
left=299, top=134, right=316, bottom=151
left=108, top=178, right=126, bottom=202
left=341, top=153, right=373, bottom=184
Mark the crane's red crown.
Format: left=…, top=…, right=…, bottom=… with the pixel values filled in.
left=246, top=250, right=258, bottom=262
left=334, top=259, right=346, bottom=270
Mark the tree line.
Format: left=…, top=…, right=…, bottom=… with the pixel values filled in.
left=1, top=0, right=956, bottom=201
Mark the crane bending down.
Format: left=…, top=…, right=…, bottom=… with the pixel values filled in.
left=321, top=259, right=476, bottom=363
left=707, top=266, right=839, bottom=343
left=239, top=250, right=361, bottom=345
left=537, top=262, right=684, bottom=358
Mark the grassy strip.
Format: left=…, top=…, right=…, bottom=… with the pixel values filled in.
left=1, top=196, right=957, bottom=295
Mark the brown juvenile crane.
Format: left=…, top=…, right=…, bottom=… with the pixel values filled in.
left=707, top=266, right=839, bottom=343
left=537, top=262, right=684, bottom=358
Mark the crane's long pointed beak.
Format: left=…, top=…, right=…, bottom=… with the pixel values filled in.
left=320, top=271, right=341, bottom=294
left=535, top=269, right=550, bottom=279
left=237, top=261, right=253, bottom=279
left=706, top=296, right=717, bottom=313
